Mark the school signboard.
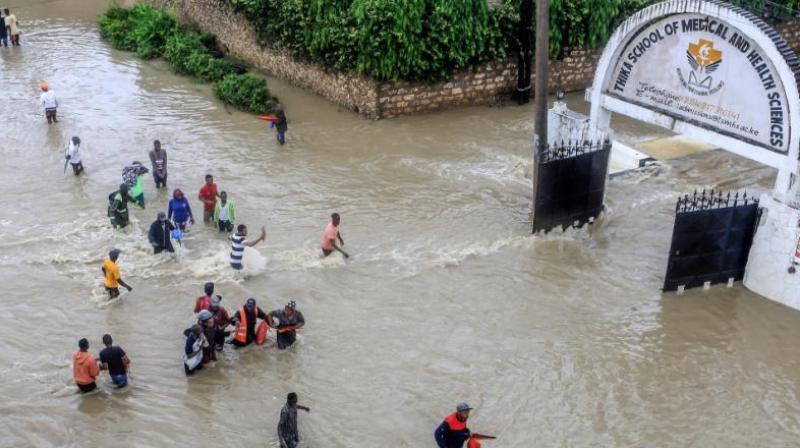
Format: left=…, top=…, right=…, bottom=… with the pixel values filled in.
left=604, top=14, right=789, bottom=153
left=589, top=0, right=800, bottom=196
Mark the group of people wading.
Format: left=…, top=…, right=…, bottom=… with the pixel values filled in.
left=50, top=69, right=491, bottom=447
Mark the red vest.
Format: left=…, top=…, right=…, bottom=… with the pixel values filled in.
left=444, top=412, right=467, bottom=431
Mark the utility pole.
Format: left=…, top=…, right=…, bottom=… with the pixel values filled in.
left=516, top=0, right=533, bottom=105
left=532, top=0, right=550, bottom=233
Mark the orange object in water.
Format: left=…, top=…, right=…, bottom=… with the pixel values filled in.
left=467, top=437, right=481, bottom=448
left=256, top=320, right=269, bottom=345
left=257, top=115, right=278, bottom=122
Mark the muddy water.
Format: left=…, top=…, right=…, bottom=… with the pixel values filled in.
left=2, top=1, right=800, bottom=447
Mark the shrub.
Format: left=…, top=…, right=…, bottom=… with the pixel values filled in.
left=214, top=74, right=272, bottom=114
left=99, top=4, right=277, bottom=115
left=186, top=51, right=236, bottom=82
left=98, top=5, right=136, bottom=51
left=164, top=31, right=203, bottom=75
left=127, top=4, right=179, bottom=59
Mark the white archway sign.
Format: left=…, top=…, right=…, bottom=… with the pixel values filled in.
left=589, top=0, right=800, bottom=201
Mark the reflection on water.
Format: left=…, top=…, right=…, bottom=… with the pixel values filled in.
left=1, top=0, right=800, bottom=446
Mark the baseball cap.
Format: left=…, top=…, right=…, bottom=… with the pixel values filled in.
left=456, top=402, right=472, bottom=412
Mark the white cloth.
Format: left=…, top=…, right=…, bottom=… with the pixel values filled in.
left=40, top=91, right=58, bottom=109
left=219, top=203, right=229, bottom=221
left=66, top=141, right=81, bottom=164
left=183, top=337, right=202, bottom=370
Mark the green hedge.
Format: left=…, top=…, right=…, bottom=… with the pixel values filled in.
left=215, top=74, right=273, bottom=114
left=99, top=4, right=276, bottom=113
left=226, top=0, right=800, bottom=83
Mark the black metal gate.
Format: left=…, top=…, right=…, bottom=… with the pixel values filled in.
left=663, top=190, right=761, bottom=291
left=533, top=139, right=611, bottom=233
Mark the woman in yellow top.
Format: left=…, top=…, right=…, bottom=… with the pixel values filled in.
left=102, top=249, right=132, bottom=299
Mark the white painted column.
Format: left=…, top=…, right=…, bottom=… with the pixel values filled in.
left=744, top=194, right=800, bottom=310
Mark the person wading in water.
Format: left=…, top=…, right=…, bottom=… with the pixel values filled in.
left=278, top=392, right=310, bottom=448
left=149, top=140, right=167, bottom=189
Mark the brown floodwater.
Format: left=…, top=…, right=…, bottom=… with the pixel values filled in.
left=1, top=1, right=800, bottom=447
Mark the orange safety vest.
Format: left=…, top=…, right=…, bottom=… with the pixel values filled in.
left=234, top=307, right=250, bottom=343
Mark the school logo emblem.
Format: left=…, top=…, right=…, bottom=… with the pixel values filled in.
left=678, top=38, right=725, bottom=95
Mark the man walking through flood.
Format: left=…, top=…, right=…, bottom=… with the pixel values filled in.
left=321, top=213, right=349, bottom=258
left=108, top=183, right=134, bottom=229
left=230, top=224, right=265, bottom=271
left=148, top=212, right=175, bottom=254
left=39, top=82, right=58, bottom=124
left=230, top=298, right=268, bottom=348
left=0, top=10, right=8, bottom=47
left=99, top=334, right=130, bottom=389
left=148, top=140, right=168, bottom=189
left=4, top=8, right=19, bottom=46
left=435, top=402, right=473, bottom=448
left=102, top=248, right=132, bottom=299
left=198, top=174, right=219, bottom=224
left=65, top=136, right=84, bottom=176
left=278, top=392, right=310, bottom=448
left=269, top=300, right=305, bottom=350
left=72, top=338, right=99, bottom=393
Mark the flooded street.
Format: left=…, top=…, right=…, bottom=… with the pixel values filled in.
left=2, top=1, right=800, bottom=446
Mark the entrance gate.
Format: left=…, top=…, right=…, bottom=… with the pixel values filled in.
left=533, top=139, right=611, bottom=233
left=663, top=190, right=760, bottom=291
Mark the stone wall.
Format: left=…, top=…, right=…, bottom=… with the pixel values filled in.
left=149, top=0, right=380, bottom=117
left=147, top=0, right=800, bottom=119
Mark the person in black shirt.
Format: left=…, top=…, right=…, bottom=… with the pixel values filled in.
left=268, top=300, right=305, bottom=350
left=98, top=334, right=130, bottom=388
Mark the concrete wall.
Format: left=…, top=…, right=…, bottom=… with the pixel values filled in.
left=147, top=0, right=800, bottom=119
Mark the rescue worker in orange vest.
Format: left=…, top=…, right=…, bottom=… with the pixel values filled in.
left=230, top=298, right=267, bottom=348
left=435, top=402, right=473, bottom=448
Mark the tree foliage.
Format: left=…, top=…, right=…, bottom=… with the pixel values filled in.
left=98, top=4, right=276, bottom=113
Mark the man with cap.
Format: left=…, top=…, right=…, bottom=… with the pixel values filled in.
left=268, top=300, right=305, bottom=350
left=108, top=183, right=134, bottom=229
left=102, top=249, right=132, bottom=299
left=197, top=309, right=217, bottom=364
left=148, top=212, right=176, bottom=254
left=39, top=82, right=58, bottom=124
left=209, top=295, right=231, bottom=351
left=230, top=298, right=268, bottom=348
left=435, top=402, right=473, bottom=448
left=194, top=282, right=215, bottom=313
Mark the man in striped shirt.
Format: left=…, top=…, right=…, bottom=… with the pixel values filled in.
left=230, top=224, right=266, bottom=270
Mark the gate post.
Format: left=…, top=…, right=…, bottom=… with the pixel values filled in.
left=744, top=194, right=800, bottom=310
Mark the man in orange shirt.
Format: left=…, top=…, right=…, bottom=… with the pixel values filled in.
left=73, top=338, right=100, bottom=393
left=320, top=213, right=349, bottom=258
left=198, top=174, right=219, bottom=224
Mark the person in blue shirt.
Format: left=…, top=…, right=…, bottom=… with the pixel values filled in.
left=168, top=188, right=195, bottom=231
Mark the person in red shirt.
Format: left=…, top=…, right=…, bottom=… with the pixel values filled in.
left=194, top=282, right=214, bottom=313
left=209, top=295, right=231, bottom=351
left=198, top=174, right=219, bottom=224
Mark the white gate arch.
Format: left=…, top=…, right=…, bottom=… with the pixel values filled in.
left=588, top=0, right=800, bottom=200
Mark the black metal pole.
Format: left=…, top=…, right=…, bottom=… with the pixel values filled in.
left=516, top=0, right=533, bottom=105
left=532, top=0, right=549, bottom=233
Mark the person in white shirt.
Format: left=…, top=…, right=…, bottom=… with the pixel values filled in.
left=65, top=136, right=84, bottom=176
left=39, top=82, right=58, bottom=124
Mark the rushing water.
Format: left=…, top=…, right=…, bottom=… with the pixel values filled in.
left=2, top=1, right=800, bottom=447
